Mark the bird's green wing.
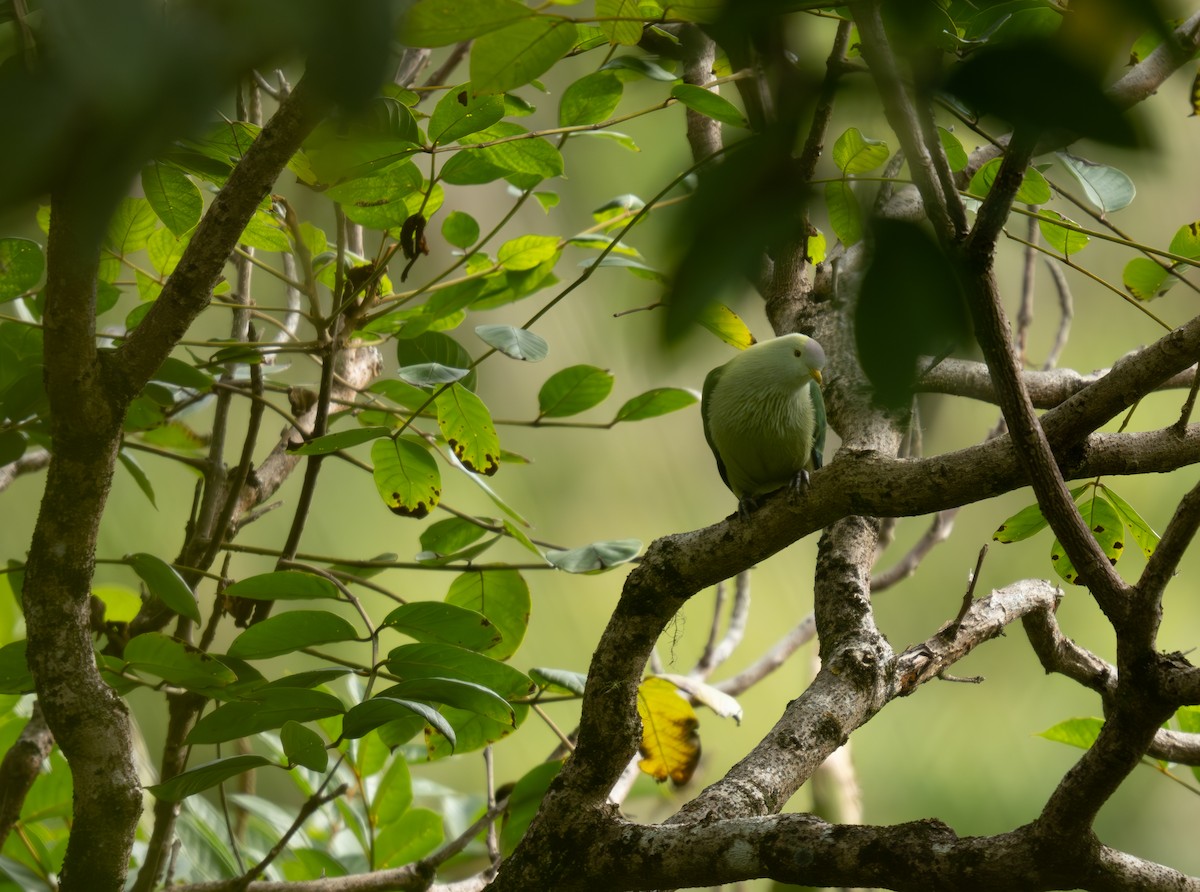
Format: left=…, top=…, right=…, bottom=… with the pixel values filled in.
left=809, top=380, right=827, bottom=471
left=701, top=364, right=732, bottom=492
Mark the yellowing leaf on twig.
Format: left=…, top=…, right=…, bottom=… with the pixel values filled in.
left=636, top=677, right=700, bottom=785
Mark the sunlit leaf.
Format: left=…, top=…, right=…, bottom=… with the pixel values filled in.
left=1038, top=211, right=1090, bottom=257
left=832, top=127, right=889, bottom=174
left=596, top=0, right=643, bottom=45
left=1038, top=716, right=1103, bottom=750
left=637, top=676, right=700, bottom=784
left=824, top=180, right=863, bottom=246
left=697, top=303, right=755, bottom=349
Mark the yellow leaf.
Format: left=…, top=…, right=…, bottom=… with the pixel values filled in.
left=636, top=677, right=700, bottom=785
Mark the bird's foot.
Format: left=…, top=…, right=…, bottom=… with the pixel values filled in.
left=735, top=494, right=762, bottom=520
left=788, top=470, right=811, bottom=502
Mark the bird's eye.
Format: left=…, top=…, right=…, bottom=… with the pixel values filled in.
left=794, top=349, right=802, bottom=357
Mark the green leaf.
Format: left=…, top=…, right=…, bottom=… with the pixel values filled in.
left=397, top=331, right=477, bottom=392
left=597, top=0, right=643, bottom=45
left=141, top=163, right=202, bottom=236
left=420, top=517, right=489, bottom=555
left=499, top=760, right=563, bottom=856
left=994, top=485, right=1091, bottom=543
left=600, top=54, right=678, bottom=81
left=186, top=688, right=345, bottom=745
left=227, top=610, right=359, bottom=659
left=471, top=17, right=578, bottom=95
left=937, top=127, right=968, bottom=172
left=1168, top=220, right=1200, bottom=259
left=530, top=667, right=586, bottom=695
left=613, top=387, right=698, bottom=422
left=371, top=437, right=442, bottom=519
left=146, top=755, right=276, bottom=802
left=224, top=571, right=340, bottom=601
left=342, top=696, right=457, bottom=744
left=426, top=703, right=528, bottom=758
left=445, top=569, right=531, bottom=661
left=240, top=207, right=291, bottom=251
left=429, top=87, right=506, bottom=145
left=1101, top=485, right=1160, bottom=559
left=106, top=197, right=159, bottom=255
left=1038, top=716, right=1103, bottom=750
left=436, top=384, right=501, bottom=476
left=967, top=158, right=1052, bottom=205
left=1055, top=152, right=1135, bottom=213
left=1123, top=257, right=1170, bottom=300
left=124, top=633, right=236, bottom=691
left=1050, top=494, right=1125, bottom=585
left=537, top=365, right=614, bottom=418
left=0, top=238, right=45, bottom=300
left=127, top=552, right=200, bottom=623
left=380, top=676, right=514, bottom=724
left=281, top=721, right=329, bottom=772
left=824, top=180, right=863, bottom=246
left=152, top=356, right=214, bottom=391
left=375, top=807, right=445, bottom=869
left=386, top=642, right=534, bottom=700
left=669, top=84, right=747, bottom=128
left=1037, top=211, right=1090, bottom=257
left=697, top=303, right=755, bottom=349
left=0, top=640, right=33, bottom=694
left=382, top=602, right=502, bottom=651
left=442, top=210, right=480, bottom=248
left=498, top=234, right=561, bottom=271
left=118, top=450, right=157, bottom=507
left=664, top=0, right=724, bottom=22
left=287, top=426, right=392, bottom=456
left=443, top=122, right=565, bottom=187
left=400, top=0, right=534, bottom=46
left=546, top=538, right=641, bottom=573
left=371, top=756, right=413, bottom=825
left=397, top=363, right=470, bottom=388
left=475, top=324, right=549, bottom=361
left=559, top=71, right=624, bottom=126
left=832, top=127, right=889, bottom=174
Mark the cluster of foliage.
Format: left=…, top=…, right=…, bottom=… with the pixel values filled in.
left=2, top=1, right=1200, bottom=891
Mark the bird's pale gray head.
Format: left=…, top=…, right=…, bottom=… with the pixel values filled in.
left=761, top=333, right=825, bottom=385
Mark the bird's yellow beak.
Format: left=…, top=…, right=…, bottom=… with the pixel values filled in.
left=811, top=369, right=823, bottom=386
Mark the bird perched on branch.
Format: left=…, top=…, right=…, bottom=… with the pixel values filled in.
left=701, top=333, right=827, bottom=516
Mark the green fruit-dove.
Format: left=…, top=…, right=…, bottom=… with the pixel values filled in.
left=701, top=333, right=827, bottom=515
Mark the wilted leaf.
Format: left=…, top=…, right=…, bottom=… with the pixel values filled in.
left=637, top=676, right=700, bottom=784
